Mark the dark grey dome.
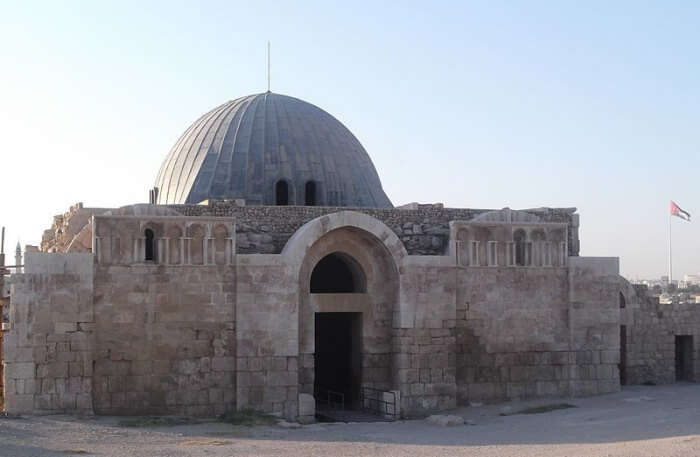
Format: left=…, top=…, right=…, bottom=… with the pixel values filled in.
left=154, top=92, right=393, bottom=208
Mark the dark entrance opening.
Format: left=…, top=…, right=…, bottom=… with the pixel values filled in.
left=305, top=181, right=317, bottom=206
left=514, top=229, right=526, bottom=266
left=144, top=229, right=156, bottom=262
left=275, top=180, right=289, bottom=205
left=675, top=335, right=694, bottom=381
left=314, top=312, right=362, bottom=409
left=310, top=252, right=365, bottom=293
left=619, top=325, right=627, bottom=385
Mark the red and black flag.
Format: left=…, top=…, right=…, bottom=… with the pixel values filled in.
left=670, top=201, right=691, bottom=221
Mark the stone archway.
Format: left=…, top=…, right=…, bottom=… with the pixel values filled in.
left=310, top=252, right=366, bottom=294
left=283, top=212, right=405, bottom=415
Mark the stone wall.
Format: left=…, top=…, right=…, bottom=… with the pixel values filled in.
left=455, top=257, right=621, bottom=404
left=92, top=264, right=236, bottom=416
left=567, top=257, right=621, bottom=396
left=622, top=284, right=700, bottom=385
left=41, top=203, right=109, bottom=253
left=395, top=258, right=457, bottom=414
left=3, top=209, right=637, bottom=421
left=170, top=202, right=579, bottom=257
left=235, top=255, right=298, bottom=418
left=39, top=202, right=580, bottom=259
left=2, top=253, right=94, bottom=414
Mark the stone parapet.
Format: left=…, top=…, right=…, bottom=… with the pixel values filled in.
left=171, top=202, right=579, bottom=257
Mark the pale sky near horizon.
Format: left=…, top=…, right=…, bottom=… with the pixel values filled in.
left=0, top=1, right=698, bottom=279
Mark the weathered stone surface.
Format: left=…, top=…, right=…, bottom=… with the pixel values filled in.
left=298, top=393, right=315, bottom=418
left=3, top=205, right=677, bottom=423
left=43, top=202, right=580, bottom=258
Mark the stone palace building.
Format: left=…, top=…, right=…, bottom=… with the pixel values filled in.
left=2, top=92, right=697, bottom=421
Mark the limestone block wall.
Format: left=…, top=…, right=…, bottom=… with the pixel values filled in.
left=92, top=264, right=236, bottom=416
left=567, top=257, right=621, bottom=396
left=622, top=284, right=700, bottom=385
left=12, top=207, right=643, bottom=422
left=395, top=258, right=457, bottom=415
left=455, top=257, right=621, bottom=405
left=235, top=255, right=298, bottom=418
left=2, top=253, right=94, bottom=414
left=456, top=267, right=572, bottom=403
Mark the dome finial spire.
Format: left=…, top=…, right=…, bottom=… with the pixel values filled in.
left=267, top=41, right=271, bottom=93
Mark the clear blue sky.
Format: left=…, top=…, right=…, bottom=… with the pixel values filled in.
left=1, top=1, right=698, bottom=279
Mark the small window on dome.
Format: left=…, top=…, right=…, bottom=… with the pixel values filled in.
left=305, top=181, right=316, bottom=206
left=275, top=180, right=289, bottom=206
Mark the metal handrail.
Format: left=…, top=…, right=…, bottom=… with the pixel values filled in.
left=315, top=388, right=345, bottom=410
left=361, top=387, right=397, bottom=419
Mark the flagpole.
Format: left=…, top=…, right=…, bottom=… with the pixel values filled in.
left=668, top=209, right=672, bottom=286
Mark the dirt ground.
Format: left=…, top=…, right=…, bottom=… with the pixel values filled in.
left=1, top=384, right=700, bottom=457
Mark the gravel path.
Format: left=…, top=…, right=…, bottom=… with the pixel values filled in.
left=2, top=384, right=700, bottom=457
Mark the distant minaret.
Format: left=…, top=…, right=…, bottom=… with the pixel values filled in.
left=15, top=242, right=22, bottom=274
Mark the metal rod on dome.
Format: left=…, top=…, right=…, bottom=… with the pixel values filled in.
left=267, top=41, right=271, bottom=93
left=1, top=226, right=4, bottom=254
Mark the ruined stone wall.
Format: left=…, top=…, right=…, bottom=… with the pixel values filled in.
left=2, top=253, right=94, bottom=414
left=622, top=284, right=700, bottom=385
left=92, top=264, right=236, bottom=416
left=40, top=202, right=580, bottom=258
left=169, top=202, right=580, bottom=257
left=41, top=203, right=109, bottom=253
left=455, top=257, right=621, bottom=405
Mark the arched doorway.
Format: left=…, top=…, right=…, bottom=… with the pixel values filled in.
left=295, top=223, right=401, bottom=416
left=310, top=252, right=365, bottom=293
left=310, top=252, right=365, bottom=410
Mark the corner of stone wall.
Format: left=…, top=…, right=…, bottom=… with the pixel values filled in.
left=2, top=253, right=94, bottom=415
left=568, top=256, right=622, bottom=396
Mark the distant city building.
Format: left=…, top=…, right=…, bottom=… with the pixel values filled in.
left=683, top=274, right=700, bottom=286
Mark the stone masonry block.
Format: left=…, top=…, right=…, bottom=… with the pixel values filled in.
left=212, top=357, right=235, bottom=372
left=5, top=394, right=35, bottom=412
left=55, top=322, right=78, bottom=333
left=5, top=362, right=35, bottom=379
